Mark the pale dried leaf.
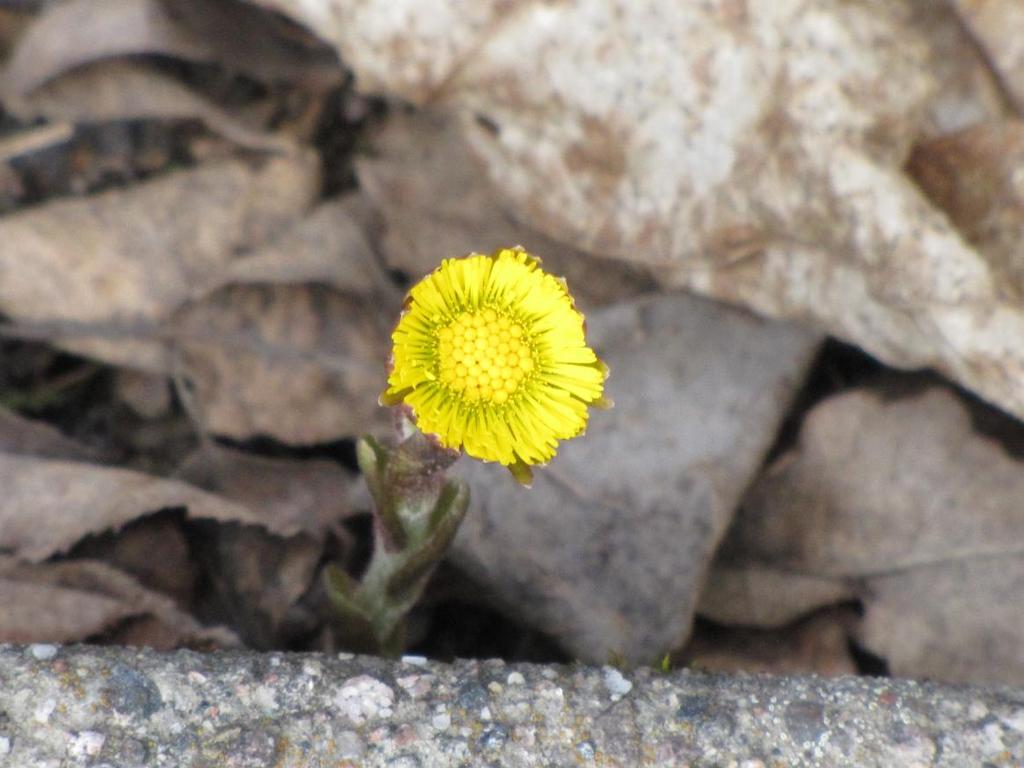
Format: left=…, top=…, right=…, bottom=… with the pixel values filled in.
left=452, top=294, right=820, bottom=664
left=949, top=0, right=1024, bottom=112
left=0, top=557, right=237, bottom=647
left=0, top=0, right=340, bottom=95
left=0, top=152, right=319, bottom=370
left=737, top=390, right=1024, bottom=577
left=357, top=111, right=653, bottom=306
left=0, top=452, right=262, bottom=562
left=1, top=0, right=209, bottom=94
left=115, top=370, right=173, bottom=420
left=697, top=564, right=856, bottom=628
left=3, top=61, right=295, bottom=153
left=723, top=387, right=1024, bottom=684
left=214, top=196, right=397, bottom=297
left=0, top=576, right=130, bottom=644
left=174, top=284, right=392, bottom=443
left=908, top=0, right=1008, bottom=135
left=908, top=120, right=1024, bottom=299
left=856, top=560, right=1024, bottom=685
left=257, top=0, right=1024, bottom=423
left=176, top=441, right=355, bottom=539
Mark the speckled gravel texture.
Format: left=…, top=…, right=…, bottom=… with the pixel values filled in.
left=0, top=644, right=1022, bottom=767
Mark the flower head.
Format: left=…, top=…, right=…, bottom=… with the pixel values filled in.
left=382, top=247, right=609, bottom=484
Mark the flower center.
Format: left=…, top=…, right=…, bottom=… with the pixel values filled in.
left=436, top=307, right=535, bottom=404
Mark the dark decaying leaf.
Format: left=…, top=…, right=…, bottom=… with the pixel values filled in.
left=191, top=523, right=321, bottom=649
left=71, top=512, right=196, bottom=608
left=683, top=608, right=858, bottom=678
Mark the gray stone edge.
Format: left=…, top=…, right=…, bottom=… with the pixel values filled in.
left=0, top=644, right=1021, bottom=767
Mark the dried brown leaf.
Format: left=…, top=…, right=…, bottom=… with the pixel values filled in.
left=0, top=557, right=236, bottom=647
left=856, top=560, right=1024, bottom=685
left=0, top=576, right=128, bottom=644
left=720, top=387, right=1024, bottom=684
left=176, top=441, right=356, bottom=540
left=0, top=405, right=102, bottom=461
left=0, top=0, right=339, bottom=95
left=0, top=152, right=320, bottom=370
left=1, top=0, right=208, bottom=94
left=738, top=389, right=1024, bottom=577
left=697, top=564, right=856, bottom=628
left=169, top=196, right=398, bottom=443
left=3, top=61, right=294, bottom=153
left=213, top=196, right=397, bottom=297
left=71, top=513, right=195, bottom=607
left=174, top=284, right=392, bottom=444
left=1, top=161, right=394, bottom=446
left=0, top=452, right=262, bottom=562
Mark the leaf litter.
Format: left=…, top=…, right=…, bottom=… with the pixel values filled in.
left=1, top=0, right=1024, bottom=682
left=707, top=386, right=1024, bottom=684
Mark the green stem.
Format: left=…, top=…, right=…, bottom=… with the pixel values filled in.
left=325, top=422, right=468, bottom=655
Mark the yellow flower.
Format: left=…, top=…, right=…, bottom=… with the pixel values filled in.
left=382, top=247, right=609, bottom=484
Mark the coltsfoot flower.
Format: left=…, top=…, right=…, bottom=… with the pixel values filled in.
left=382, top=247, right=609, bottom=484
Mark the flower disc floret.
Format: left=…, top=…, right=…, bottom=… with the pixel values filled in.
left=382, top=247, right=608, bottom=478
left=437, top=309, right=532, bottom=404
